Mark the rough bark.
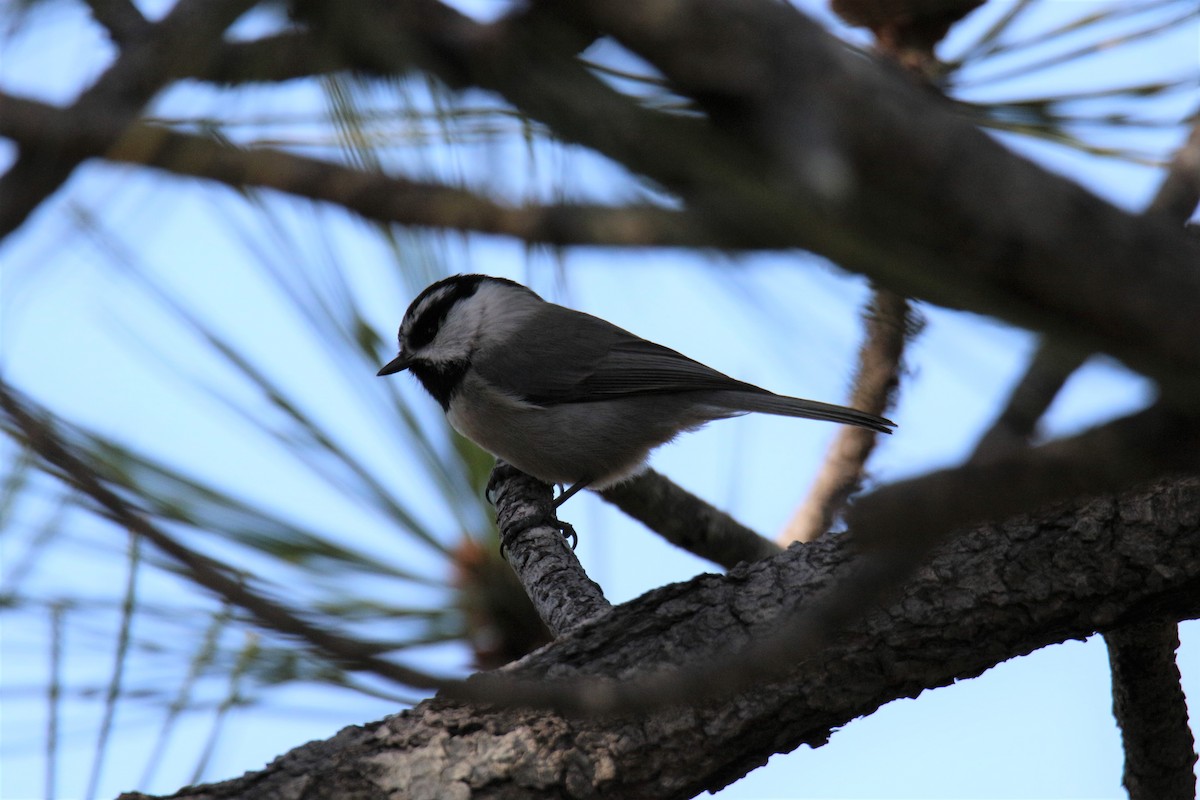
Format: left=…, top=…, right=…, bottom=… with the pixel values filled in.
left=119, top=477, right=1200, bottom=800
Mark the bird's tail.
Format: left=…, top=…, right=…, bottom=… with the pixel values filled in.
left=707, top=390, right=895, bottom=434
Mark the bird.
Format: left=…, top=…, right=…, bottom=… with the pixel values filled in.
left=378, top=274, right=894, bottom=506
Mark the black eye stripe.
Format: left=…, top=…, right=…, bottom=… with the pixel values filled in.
left=400, top=276, right=485, bottom=350
left=397, top=274, right=537, bottom=351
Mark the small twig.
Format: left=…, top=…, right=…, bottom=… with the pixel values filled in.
left=599, top=470, right=782, bottom=569
left=1105, top=622, right=1198, bottom=800
left=488, top=463, right=611, bottom=637
left=780, top=287, right=912, bottom=544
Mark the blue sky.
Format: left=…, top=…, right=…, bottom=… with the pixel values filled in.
left=1, top=1, right=1198, bottom=798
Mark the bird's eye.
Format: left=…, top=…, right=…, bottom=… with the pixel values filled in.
left=400, top=277, right=480, bottom=352
left=408, top=314, right=440, bottom=349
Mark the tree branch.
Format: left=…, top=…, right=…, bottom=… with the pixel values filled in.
left=599, top=469, right=783, bottom=569
left=971, top=340, right=1088, bottom=461
left=1099, top=115, right=1200, bottom=800
left=850, top=403, right=1200, bottom=552
left=120, top=476, right=1200, bottom=800
left=780, top=287, right=912, bottom=543
left=1105, top=622, right=1198, bottom=800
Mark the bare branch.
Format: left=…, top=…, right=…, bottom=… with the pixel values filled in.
left=851, top=403, right=1200, bottom=552
left=780, top=288, right=911, bottom=543
left=976, top=118, right=1200, bottom=463
left=968, top=118, right=1200, bottom=790
left=488, top=462, right=611, bottom=636
left=599, top=469, right=783, bottom=569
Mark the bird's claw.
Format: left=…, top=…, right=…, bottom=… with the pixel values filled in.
left=556, top=518, right=578, bottom=550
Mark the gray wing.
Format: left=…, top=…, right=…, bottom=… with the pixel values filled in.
left=474, top=303, right=895, bottom=433
left=474, top=303, right=762, bottom=404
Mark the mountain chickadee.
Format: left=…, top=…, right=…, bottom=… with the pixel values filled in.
left=378, top=274, right=894, bottom=505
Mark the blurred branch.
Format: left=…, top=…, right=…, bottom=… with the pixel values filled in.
left=0, top=91, right=758, bottom=250
left=82, top=0, right=151, bottom=45
left=780, top=288, right=912, bottom=543
left=84, top=3, right=348, bottom=86
left=0, top=0, right=257, bottom=240
left=970, top=341, right=1087, bottom=462
left=8, top=0, right=1200, bottom=393
left=599, top=470, right=783, bottom=568
left=196, top=32, right=353, bottom=85
left=850, top=403, right=1200, bottom=552
left=1105, top=622, right=1199, bottom=799
left=488, top=463, right=611, bottom=636
left=975, top=117, right=1198, bottom=462
left=0, top=382, right=452, bottom=693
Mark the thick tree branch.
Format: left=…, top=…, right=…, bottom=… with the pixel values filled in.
left=488, top=462, right=611, bottom=636
left=121, top=477, right=1200, bottom=800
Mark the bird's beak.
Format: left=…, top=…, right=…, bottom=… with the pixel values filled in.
left=377, top=353, right=411, bottom=376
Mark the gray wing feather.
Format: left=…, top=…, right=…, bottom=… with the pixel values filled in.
left=475, top=303, right=894, bottom=433
left=475, top=304, right=759, bottom=401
